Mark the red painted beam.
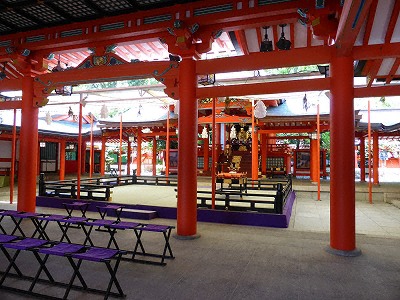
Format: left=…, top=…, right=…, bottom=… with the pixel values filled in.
left=197, top=78, right=330, bottom=98
left=355, top=85, right=400, bottom=98
left=335, top=0, right=374, bottom=56
left=197, top=46, right=331, bottom=75
left=353, top=43, right=400, bottom=60
left=0, top=101, right=22, bottom=110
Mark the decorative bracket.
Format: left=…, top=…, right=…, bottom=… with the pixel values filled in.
left=152, top=61, right=179, bottom=81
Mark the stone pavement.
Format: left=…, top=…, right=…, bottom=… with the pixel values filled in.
left=0, top=177, right=399, bottom=299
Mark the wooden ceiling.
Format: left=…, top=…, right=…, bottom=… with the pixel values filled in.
left=0, top=0, right=399, bottom=96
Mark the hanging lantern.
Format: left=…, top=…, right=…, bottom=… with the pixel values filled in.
left=174, top=100, right=179, bottom=115
left=201, top=126, right=208, bottom=138
left=100, top=104, right=109, bottom=119
left=45, top=111, right=52, bottom=125
left=55, top=85, right=73, bottom=96
left=198, top=74, right=215, bottom=86
left=230, top=125, right=237, bottom=139
left=254, top=100, right=267, bottom=118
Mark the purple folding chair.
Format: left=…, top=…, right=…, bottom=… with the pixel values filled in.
left=0, top=238, right=51, bottom=288
left=65, top=247, right=126, bottom=299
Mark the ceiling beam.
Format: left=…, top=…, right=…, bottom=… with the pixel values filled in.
left=0, top=101, right=22, bottom=110
left=355, top=85, right=400, bottom=98
left=335, top=0, right=374, bottom=56
left=353, top=43, right=400, bottom=60
left=196, top=78, right=330, bottom=99
left=197, top=46, right=331, bottom=75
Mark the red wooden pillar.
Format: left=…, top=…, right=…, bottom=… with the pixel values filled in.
left=215, top=123, right=221, bottom=154
left=310, top=138, right=318, bottom=183
left=100, top=136, right=106, bottom=175
left=177, top=56, right=198, bottom=238
left=251, top=104, right=258, bottom=181
left=80, top=138, right=86, bottom=175
left=329, top=54, right=360, bottom=256
left=359, top=136, right=366, bottom=182
left=10, top=109, right=17, bottom=204
left=203, top=137, right=209, bottom=172
left=17, top=75, right=38, bottom=212
left=372, top=131, right=379, bottom=185
left=261, top=134, right=267, bottom=175
left=152, top=137, right=157, bottom=176
left=59, top=140, right=66, bottom=180
left=137, top=129, right=142, bottom=176
left=165, top=109, right=171, bottom=177
left=127, top=141, right=132, bottom=175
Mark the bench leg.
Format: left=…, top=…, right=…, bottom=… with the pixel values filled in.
left=28, top=252, right=55, bottom=292
left=10, top=217, right=26, bottom=237
left=0, top=247, right=23, bottom=277
left=104, top=257, right=125, bottom=299
left=105, top=228, right=120, bottom=249
left=64, top=258, right=87, bottom=299
left=58, top=222, right=73, bottom=243
left=161, top=229, right=175, bottom=264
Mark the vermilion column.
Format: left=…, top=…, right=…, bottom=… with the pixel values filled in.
left=137, top=129, right=142, bottom=176
left=310, top=138, right=318, bottom=183
left=59, top=140, right=66, bottom=180
left=372, top=131, right=379, bottom=185
left=17, top=75, right=38, bottom=212
left=127, top=141, right=132, bottom=175
left=203, top=137, right=209, bottom=172
left=177, top=56, right=198, bottom=237
left=329, top=54, right=360, bottom=256
left=359, top=136, right=366, bottom=181
left=261, top=134, right=267, bottom=175
left=100, top=136, right=106, bottom=175
left=152, top=137, right=157, bottom=175
left=215, top=123, right=221, bottom=154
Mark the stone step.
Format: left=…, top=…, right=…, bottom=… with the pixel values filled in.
left=112, top=208, right=158, bottom=220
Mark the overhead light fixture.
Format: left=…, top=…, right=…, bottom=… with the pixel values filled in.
left=276, top=24, right=291, bottom=50
left=52, top=55, right=65, bottom=72
left=317, top=65, right=330, bottom=77
left=260, top=26, right=273, bottom=52
left=40, top=142, right=46, bottom=148
left=0, top=63, right=6, bottom=80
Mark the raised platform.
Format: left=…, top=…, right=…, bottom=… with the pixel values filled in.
left=36, top=190, right=296, bottom=228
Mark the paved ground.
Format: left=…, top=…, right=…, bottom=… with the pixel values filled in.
left=0, top=177, right=399, bottom=299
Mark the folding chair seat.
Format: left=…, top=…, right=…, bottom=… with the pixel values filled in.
left=0, top=234, right=22, bottom=277
left=0, top=238, right=52, bottom=288
left=28, top=243, right=87, bottom=295
left=63, top=201, right=90, bottom=218
left=33, top=214, right=70, bottom=241
left=66, top=247, right=126, bottom=299
left=83, top=219, right=117, bottom=247
left=58, top=216, right=89, bottom=244
left=0, top=210, right=22, bottom=235
left=105, top=221, right=142, bottom=251
left=133, top=224, right=175, bottom=266
left=7, top=212, right=45, bottom=238
left=97, top=205, right=125, bottom=222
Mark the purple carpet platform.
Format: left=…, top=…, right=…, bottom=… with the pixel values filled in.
left=36, top=191, right=295, bottom=228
